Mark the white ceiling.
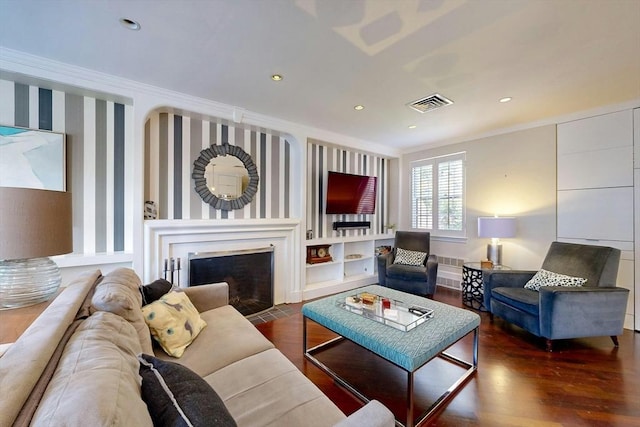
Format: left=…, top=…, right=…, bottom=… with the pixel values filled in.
left=1, top=0, right=639, bottom=150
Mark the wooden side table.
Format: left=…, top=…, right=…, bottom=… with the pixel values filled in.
left=462, top=263, right=511, bottom=311
left=0, top=290, right=61, bottom=344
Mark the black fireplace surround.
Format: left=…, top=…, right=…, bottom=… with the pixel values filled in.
left=189, top=247, right=274, bottom=316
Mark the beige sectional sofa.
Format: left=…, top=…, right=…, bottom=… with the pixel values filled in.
left=0, top=268, right=394, bottom=427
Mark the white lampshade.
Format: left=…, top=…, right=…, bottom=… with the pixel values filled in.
left=477, top=216, right=516, bottom=266
left=477, top=217, right=516, bottom=238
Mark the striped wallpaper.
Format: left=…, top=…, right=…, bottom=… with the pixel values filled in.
left=307, top=140, right=389, bottom=239
left=144, top=112, right=292, bottom=220
left=0, top=78, right=134, bottom=254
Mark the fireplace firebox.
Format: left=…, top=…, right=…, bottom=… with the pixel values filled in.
left=189, top=247, right=274, bottom=316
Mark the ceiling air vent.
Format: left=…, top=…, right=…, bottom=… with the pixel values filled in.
left=407, top=93, right=453, bottom=113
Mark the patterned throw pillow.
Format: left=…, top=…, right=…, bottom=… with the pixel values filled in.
left=142, top=291, right=207, bottom=357
left=524, top=269, right=587, bottom=292
left=393, top=247, right=428, bottom=266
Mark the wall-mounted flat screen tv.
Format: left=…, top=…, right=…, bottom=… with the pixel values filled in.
left=325, top=171, right=377, bottom=215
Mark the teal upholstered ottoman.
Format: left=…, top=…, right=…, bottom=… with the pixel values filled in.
left=302, top=285, right=480, bottom=427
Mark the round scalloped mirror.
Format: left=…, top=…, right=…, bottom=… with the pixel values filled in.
left=192, top=143, right=259, bottom=211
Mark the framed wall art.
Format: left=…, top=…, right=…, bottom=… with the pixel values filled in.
left=0, top=125, right=66, bottom=191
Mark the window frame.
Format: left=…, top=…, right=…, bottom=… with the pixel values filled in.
left=410, top=152, right=466, bottom=238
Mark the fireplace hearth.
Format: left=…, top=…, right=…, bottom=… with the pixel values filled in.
left=189, top=247, right=274, bottom=316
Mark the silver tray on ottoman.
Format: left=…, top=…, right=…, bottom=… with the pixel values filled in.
left=336, top=292, right=434, bottom=332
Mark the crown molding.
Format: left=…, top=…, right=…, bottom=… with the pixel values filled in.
left=0, top=48, right=400, bottom=158
left=402, top=98, right=640, bottom=155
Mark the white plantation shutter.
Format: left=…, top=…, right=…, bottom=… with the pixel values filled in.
left=438, top=159, right=463, bottom=230
left=411, top=164, right=432, bottom=229
left=411, top=153, right=465, bottom=237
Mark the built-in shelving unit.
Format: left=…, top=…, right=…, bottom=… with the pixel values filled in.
left=304, top=234, right=394, bottom=300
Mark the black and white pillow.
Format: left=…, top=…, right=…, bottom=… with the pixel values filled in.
left=524, top=269, right=587, bottom=292
left=138, top=354, right=237, bottom=427
left=393, top=247, right=428, bottom=266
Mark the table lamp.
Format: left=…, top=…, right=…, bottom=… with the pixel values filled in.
left=0, top=187, right=72, bottom=309
left=477, top=216, right=516, bottom=266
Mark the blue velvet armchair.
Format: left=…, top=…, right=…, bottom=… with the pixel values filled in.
left=377, top=231, right=438, bottom=298
left=483, top=241, right=629, bottom=351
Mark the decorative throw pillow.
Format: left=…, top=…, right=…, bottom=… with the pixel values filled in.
left=142, top=291, right=206, bottom=357
left=524, top=269, right=587, bottom=292
left=141, top=278, right=173, bottom=305
left=138, top=354, right=237, bottom=427
left=393, top=247, right=428, bottom=266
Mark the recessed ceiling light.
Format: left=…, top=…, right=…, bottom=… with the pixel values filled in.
left=271, top=74, right=283, bottom=81
left=408, top=125, right=417, bottom=129
left=120, top=18, right=141, bottom=31
left=499, top=97, right=512, bottom=103
left=354, top=105, right=365, bottom=111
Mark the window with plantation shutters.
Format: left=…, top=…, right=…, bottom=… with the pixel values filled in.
left=411, top=164, right=433, bottom=229
left=411, top=152, right=465, bottom=237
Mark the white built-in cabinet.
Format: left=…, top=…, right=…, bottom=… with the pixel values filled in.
left=557, top=109, right=636, bottom=330
left=304, top=235, right=394, bottom=300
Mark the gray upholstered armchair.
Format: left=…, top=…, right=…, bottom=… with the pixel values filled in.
left=483, top=241, right=629, bottom=351
left=377, top=231, right=438, bottom=298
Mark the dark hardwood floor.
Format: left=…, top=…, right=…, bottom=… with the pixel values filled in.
left=256, top=287, right=640, bottom=426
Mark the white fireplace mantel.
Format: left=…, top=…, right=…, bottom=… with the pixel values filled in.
left=144, top=218, right=302, bottom=304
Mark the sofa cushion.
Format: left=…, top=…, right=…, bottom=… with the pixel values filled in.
left=91, top=268, right=154, bottom=354
left=141, top=278, right=173, bottom=305
left=523, top=268, right=587, bottom=292
left=393, top=247, right=427, bottom=266
left=31, top=311, right=153, bottom=427
left=138, top=354, right=237, bottom=427
left=154, top=304, right=275, bottom=378
left=492, top=287, right=540, bottom=316
left=386, top=263, right=427, bottom=281
left=142, top=291, right=207, bottom=358
left=206, top=348, right=346, bottom=427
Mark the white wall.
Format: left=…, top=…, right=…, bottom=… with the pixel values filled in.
left=401, top=125, right=557, bottom=271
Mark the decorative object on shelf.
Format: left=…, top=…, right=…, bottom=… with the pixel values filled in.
left=192, top=143, right=259, bottom=211
left=477, top=216, right=516, bottom=266
left=385, top=223, right=396, bottom=233
left=306, top=229, right=313, bottom=240
left=375, top=245, right=391, bottom=256
left=345, top=254, right=362, bottom=259
left=306, top=244, right=332, bottom=264
left=144, top=200, right=158, bottom=220
left=0, top=187, right=72, bottom=309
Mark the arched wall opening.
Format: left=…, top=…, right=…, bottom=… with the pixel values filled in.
left=144, top=107, right=301, bottom=221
